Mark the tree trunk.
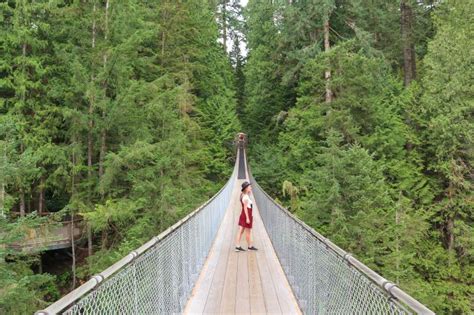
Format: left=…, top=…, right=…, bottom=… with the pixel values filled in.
left=1, top=145, right=5, bottom=217
left=161, top=30, right=166, bottom=61
left=101, top=229, right=108, bottom=250
left=99, top=123, right=106, bottom=178
left=324, top=18, right=333, bottom=103
left=99, top=0, right=110, bottom=179
left=86, top=1, right=97, bottom=257
left=88, top=2, right=96, bottom=182
left=38, top=254, right=43, bottom=274
left=161, top=5, right=167, bottom=63
left=1, top=177, right=4, bottom=218
left=395, top=192, right=402, bottom=284
left=38, top=176, right=44, bottom=215
left=401, top=0, right=416, bottom=86
left=19, top=42, right=27, bottom=217
left=70, top=215, right=76, bottom=289
left=19, top=188, right=25, bottom=216
left=0, top=183, right=3, bottom=217
left=71, top=145, right=77, bottom=290
left=92, top=2, right=96, bottom=49
left=445, top=217, right=454, bottom=252
left=222, top=1, right=227, bottom=52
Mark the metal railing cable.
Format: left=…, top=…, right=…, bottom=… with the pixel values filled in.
left=35, top=155, right=238, bottom=315
left=249, top=170, right=435, bottom=315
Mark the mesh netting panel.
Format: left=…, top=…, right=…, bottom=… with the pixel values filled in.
left=59, top=171, right=235, bottom=315
left=251, top=178, right=412, bottom=315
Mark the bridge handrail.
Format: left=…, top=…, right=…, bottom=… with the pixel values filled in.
left=36, top=154, right=238, bottom=314
left=249, top=170, right=435, bottom=315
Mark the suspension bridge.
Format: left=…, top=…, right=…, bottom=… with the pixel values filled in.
left=35, top=134, right=434, bottom=314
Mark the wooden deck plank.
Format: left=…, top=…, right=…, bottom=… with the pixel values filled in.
left=248, top=250, right=266, bottom=314
left=235, top=246, right=251, bottom=314
left=202, top=196, right=236, bottom=313
left=253, top=218, right=283, bottom=315
left=219, top=204, right=240, bottom=314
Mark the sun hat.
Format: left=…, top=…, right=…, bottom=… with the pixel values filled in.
left=241, top=181, right=251, bottom=192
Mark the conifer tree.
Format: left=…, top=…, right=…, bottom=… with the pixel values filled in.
left=415, top=1, right=473, bottom=311
left=243, top=1, right=285, bottom=140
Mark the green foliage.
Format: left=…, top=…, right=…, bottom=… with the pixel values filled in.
left=245, top=0, right=471, bottom=313
left=415, top=1, right=474, bottom=312
left=243, top=1, right=285, bottom=140
left=0, top=0, right=470, bottom=313
left=1, top=0, right=239, bottom=312
left=0, top=215, right=60, bottom=314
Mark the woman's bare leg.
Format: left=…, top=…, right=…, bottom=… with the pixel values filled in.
left=245, top=228, right=252, bottom=247
left=235, top=226, right=245, bottom=246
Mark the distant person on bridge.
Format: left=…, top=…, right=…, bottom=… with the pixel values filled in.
left=235, top=181, right=258, bottom=252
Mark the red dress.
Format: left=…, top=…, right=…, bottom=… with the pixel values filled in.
left=238, top=194, right=253, bottom=228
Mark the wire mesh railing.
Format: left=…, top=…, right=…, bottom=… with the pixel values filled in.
left=249, top=172, right=435, bottom=315
left=35, top=138, right=434, bottom=315
left=35, top=157, right=237, bottom=315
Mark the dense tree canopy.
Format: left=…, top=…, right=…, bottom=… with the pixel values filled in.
left=0, top=0, right=472, bottom=314
left=1, top=1, right=239, bottom=313
left=245, top=0, right=472, bottom=313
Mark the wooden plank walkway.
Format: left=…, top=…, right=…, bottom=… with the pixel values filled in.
left=184, top=177, right=301, bottom=315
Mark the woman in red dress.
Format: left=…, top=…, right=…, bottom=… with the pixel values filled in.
left=235, top=181, right=258, bottom=252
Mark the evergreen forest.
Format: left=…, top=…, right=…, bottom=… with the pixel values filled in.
left=0, top=0, right=472, bottom=314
